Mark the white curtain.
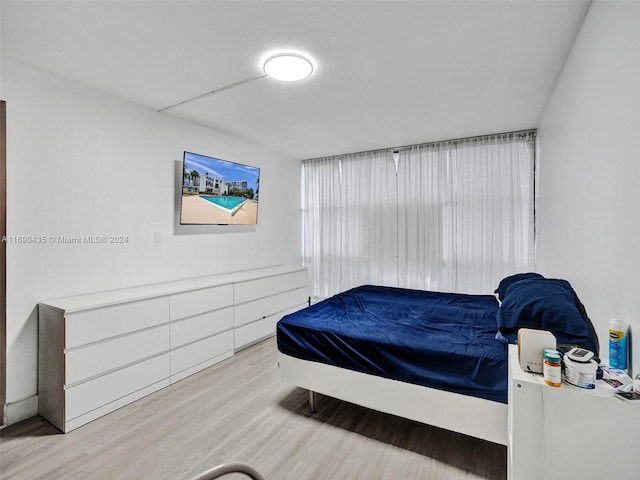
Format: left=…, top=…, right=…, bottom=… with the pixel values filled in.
left=303, top=131, right=536, bottom=298
left=397, top=142, right=456, bottom=292
left=452, top=133, right=535, bottom=293
left=302, top=151, right=396, bottom=298
left=302, top=157, right=342, bottom=299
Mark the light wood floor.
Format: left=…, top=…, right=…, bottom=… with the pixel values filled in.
left=0, top=337, right=506, bottom=480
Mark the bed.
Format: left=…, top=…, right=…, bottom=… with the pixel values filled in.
left=276, top=274, right=599, bottom=446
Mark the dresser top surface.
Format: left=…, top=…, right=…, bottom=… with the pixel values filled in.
left=40, top=265, right=307, bottom=313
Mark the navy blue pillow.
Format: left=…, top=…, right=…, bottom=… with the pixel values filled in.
left=496, top=278, right=599, bottom=355
left=494, top=272, right=544, bottom=302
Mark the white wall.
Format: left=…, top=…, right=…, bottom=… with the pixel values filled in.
left=537, top=1, right=640, bottom=372
left=1, top=58, right=302, bottom=420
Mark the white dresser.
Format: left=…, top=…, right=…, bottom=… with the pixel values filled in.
left=38, top=265, right=308, bottom=432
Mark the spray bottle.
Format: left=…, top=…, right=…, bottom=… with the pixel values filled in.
left=609, top=318, right=628, bottom=370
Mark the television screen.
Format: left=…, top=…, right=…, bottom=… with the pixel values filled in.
left=180, top=151, right=260, bottom=225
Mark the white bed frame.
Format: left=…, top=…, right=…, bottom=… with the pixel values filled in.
left=279, top=353, right=507, bottom=446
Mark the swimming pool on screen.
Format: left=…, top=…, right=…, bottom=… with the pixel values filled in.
left=201, top=196, right=247, bottom=215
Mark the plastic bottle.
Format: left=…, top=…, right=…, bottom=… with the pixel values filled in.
left=609, top=318, right=628, bottom=370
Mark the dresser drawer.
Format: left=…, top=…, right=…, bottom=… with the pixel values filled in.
left=235, top=270, right=308, bottom=303
left=65, top=325, right=170, bottom=385
left=170, top=330, right=233, bottom=376
left=65, top=353, right=170, bottom=421
left=170, top=284, right=233, bottom=321
left=235, top=303, right=307, bottom=350
left=65, top=297, right=169, bottom=348
left=170, top=306, right=233, bottom=349
left=235, top=315, right=278, bottom=349
left=235, top=288, right=308, bottom=327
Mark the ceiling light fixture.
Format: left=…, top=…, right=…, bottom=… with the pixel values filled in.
left=263, top=54, right=313, bottom=82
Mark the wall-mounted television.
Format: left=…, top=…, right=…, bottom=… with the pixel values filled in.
left=180, top=151, right=260, bottom=225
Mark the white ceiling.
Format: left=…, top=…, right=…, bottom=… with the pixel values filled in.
left=0, top=1, right=590, bottom=160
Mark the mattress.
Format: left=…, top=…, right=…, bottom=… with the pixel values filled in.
left=277, top=285, right=508, bottom=403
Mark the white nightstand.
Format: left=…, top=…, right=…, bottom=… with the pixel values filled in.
left=508, top=344, right=639, bottom=479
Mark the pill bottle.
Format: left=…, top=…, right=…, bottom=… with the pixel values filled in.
left=543, top=349, right=562, bottom=387
left=609, top=318, right=628, bottom=370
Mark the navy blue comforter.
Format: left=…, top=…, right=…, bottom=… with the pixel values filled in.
left=277, top=285, right=508, bottom=403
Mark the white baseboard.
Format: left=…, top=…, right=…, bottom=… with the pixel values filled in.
left=3, top=395, right=38, bottom=426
